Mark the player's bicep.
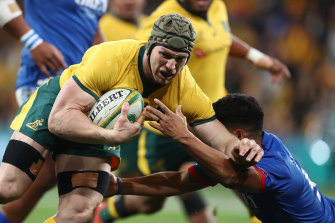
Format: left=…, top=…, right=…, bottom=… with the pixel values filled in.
left=193, top=119, right=235, bottom=150
left=92, top=26, right=106, bottom=45
left=52, top=77, right=96, bottom=115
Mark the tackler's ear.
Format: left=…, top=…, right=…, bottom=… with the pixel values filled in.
left=232, top=129, right=245, bottom=140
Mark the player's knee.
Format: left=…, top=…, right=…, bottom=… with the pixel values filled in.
left=0, top=181, right=24, bottom=204
left=56, top=170, right=109, bottom=221
left=179, top=192, right=207, bottom=216
left=141, top=197, right=165, bottom=214
left=56, top=196, right=101, bottom=223
left=70, top=197, right=101, bottom=222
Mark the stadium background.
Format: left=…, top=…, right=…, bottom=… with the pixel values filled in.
left=0, top=0, right=334, bottom=222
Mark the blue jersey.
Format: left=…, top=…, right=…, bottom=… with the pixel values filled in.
left=189, top=131, right=335, bottom=223
left=16, top=0, right=107, bottom=89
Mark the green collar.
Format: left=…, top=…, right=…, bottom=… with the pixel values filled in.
left=138, top=45, right=163, bottom=98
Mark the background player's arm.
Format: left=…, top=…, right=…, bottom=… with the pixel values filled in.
left=229, top=34, right=291, bottom=84
left=2, top=13, right=30, bottom=38
left=48, top=78, right=145, bottom=146
left=92, top=26, right=106, bottom=45
left=1, top=0, right=66, bottom=77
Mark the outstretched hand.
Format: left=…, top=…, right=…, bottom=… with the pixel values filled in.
left=229, top=138, right=263, bottom=167
left=146, top=98, right=189, bottom=141
left=30, top=41, right=67, bottom=77
left=256, top=55, right=291, bottom=84
left=112, top=102, right=146, bottom=145
left=267, top=57, right=291, bottom=84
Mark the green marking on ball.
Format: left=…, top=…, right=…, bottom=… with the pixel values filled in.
left=127, top=113, right=137, bottom=123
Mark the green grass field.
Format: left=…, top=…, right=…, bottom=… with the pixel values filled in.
left=16, top=184, right=335, bottom=222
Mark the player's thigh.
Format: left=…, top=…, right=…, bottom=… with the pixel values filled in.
left=55, top=154, right=111, bottom=172
left=123, top=194, right=167, bottom=213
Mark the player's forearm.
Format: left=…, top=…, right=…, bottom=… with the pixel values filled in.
left=48, top=108, right=117, bottom=145
left=2, top=11, right=44, bottom=52
left=176, top=131, right=238, bottom=183
left=1, top=0, right=26, bottom=36
left=3, top=15, right=31, bottom=39
left=178, top=134, right=260, bottom=191
left=192, top=119, right=240, bottom=158
left=106, top=171, right=198, bottom=197
left=229, top=35, right=273, bottom=69
left=229, top=34, right=250, bottom=58
left=92, top=27, right=106, bottom=45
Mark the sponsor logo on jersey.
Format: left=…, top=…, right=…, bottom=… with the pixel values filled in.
left=75, top=0, right=107, bottom=18
left=26, top=119, right=44, bottom=131
left=221, top=20, right=231, bottom=33
left=75, top=0, right=107, bottom=12
left=107, top=146, right=118, bottom=151
left=193, top=48, right=207, bottom=58
left=89, top=90, right=125, bottom=122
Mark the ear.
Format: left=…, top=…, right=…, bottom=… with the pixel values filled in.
left=231, top=129, right=247, bottom=140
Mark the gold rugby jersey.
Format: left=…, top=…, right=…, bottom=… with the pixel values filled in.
left=60, top=40, right=215, bottom=125
left=99, top=12, right=145, bottom=41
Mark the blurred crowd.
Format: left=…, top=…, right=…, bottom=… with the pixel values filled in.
left=224, top=0, right=335, bottom=144
left=0, top=0, right=334, bottom=165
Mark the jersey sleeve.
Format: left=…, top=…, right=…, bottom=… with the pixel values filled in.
left=214, top=0, right=231, bottom=33
left=219, top=0, right=230, bottom=23
left=254, top=160, right=291, bottom=193
left=178, top=66, right=216, bottom=125
left=253, top=166, right=267, bottom=192
left=188, top=164, right=218, bottom=187
left=73, top=43, right=120, bottom=99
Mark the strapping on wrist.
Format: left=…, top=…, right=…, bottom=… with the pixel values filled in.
left=20, top=29, right=43, bottom=51
left=116, top=177, right=122, bottom=195
left=246, top=48, right=264, bottom=65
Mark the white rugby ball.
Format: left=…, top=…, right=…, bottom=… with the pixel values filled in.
left=88, top=88, right=143, bottom=130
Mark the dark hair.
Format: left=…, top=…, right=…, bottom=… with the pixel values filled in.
left=212, top=93, right=264, bottom=135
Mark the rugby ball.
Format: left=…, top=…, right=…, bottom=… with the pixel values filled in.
left=88, top=88, right=143, bottom=130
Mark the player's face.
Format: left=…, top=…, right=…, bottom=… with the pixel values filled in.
left=180, top=0, right=213, bottom=13
left=110, top=0, right=146, bottom=22
left=149, top=46, right=188, bottom=85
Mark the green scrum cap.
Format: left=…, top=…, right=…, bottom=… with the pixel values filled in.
left=146, top=13, right=197, bottom=59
